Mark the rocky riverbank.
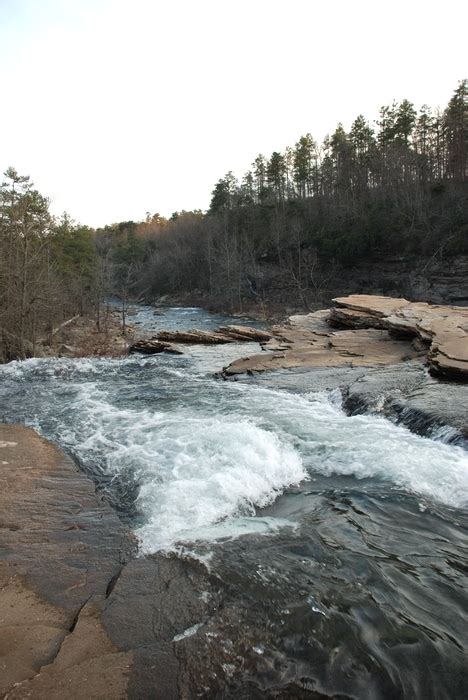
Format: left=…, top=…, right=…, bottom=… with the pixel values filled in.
left=0, top=425, right=224, bottom=699
left=219, top=294, right=468, bottom=442
left=2, top=296, right=468, bottom=698
left=129, top=294, right=468, bottom=439
left=3, top=311, right=134, bottom=363
left=222, top=295, right=468, bottom=381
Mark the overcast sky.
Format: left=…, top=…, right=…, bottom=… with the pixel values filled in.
left=0, top=0, right=465, bottom=226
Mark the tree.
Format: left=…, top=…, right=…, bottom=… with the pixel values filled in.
left=252, top=155, right=267, bottom=202
left=395, top=99, right=417, bottom=146
left=208, top=172, right=238, bottom=213
left=350, top=115, right=375, bottom=190
left=267, top=151, right=286, bottom=201
left=293, top=134, right=317, bottom=198
left=444, top=79, right=468, bottom=181
left=0, top=168, right=52, bottom=357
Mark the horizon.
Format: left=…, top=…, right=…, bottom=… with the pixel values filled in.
left=0, top=0, right=466, bottom=227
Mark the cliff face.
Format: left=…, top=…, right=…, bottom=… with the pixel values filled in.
left=323, top=255, right=468, bottom=306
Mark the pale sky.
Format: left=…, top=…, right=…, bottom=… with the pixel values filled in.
left=0, top=0, right=466, bottom=226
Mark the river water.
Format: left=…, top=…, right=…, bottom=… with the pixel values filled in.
left=1, top=305, right=467, bottom=698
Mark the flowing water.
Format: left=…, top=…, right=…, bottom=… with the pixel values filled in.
left=1, top=305, right=467, bottom=698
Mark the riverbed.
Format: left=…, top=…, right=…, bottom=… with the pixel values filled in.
left=1, top=305, right=467, bottom=698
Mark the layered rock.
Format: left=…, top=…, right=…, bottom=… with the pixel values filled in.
left=342, top=362, right=468, bottom=442
left=223, top=307, right=424, bottom=376
left=155, top=329, right=234, bottom=344
left=129, top=339, right=184, bottom=355
left=331, top=295, right=468, bottom=380
left=222, top=295, right=468, bottom=381
left=130, top=325, right=273, bottom=353
left=217, top=325, right=273, bottom=342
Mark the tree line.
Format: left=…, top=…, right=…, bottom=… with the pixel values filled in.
left=100, top=79, right=467, bottom=309
left=1, top=80, right=466, bottom=359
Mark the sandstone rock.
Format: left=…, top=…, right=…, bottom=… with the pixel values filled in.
left=129, top=339, right=184, bottom=355
left=217, top=325, right=272, bottom=342
left=0, top=424, right=135, bottom=698
left=146, top=326, right=271, bottom=346
left=332, top=295, right=468, bottom=380
left=222, top=305, right=424, bottom=376
left=223, top=295, right=468, bottom=380
left=0, top=426, right=240, bottom=699
left=155, top=329, right=234, bottom=344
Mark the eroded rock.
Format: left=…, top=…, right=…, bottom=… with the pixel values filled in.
left=223, top=295, right=468, bottom=381
left=332, top=295, right=468, bottom=380
left=129, top=339, right=184, bottom=355
left=223, top=310, right=424, bottom=377
left=131, top=325, right=272, bottom=353
left=155, top=329, right=234, bottom=344
left=0, top=424, right=135, bottom=698
left=217, top=325, right=272, bottom=342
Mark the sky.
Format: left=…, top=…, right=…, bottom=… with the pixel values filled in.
left=0, top=0, right=466, bottom=227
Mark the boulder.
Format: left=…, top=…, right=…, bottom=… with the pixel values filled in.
left=130, top=339, right=184, bottom=354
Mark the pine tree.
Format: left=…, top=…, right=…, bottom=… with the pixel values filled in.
left=444, top=79, right=468, bottom=181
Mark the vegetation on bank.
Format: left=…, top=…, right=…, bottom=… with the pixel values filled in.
left=1, top=80, right=467, bottom=360
left=97, top=80, right=467, bottom=308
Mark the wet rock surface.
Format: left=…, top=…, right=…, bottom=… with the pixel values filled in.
left=0, top=425, right=285, bottom=699
left=0, top=424, right=135, bottom=698
left=0, top=426, right=201, bottom=698
left=342, top=363, right=468, bottom=444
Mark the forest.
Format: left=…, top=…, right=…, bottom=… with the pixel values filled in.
left=1, top=79, right=467, bottom=361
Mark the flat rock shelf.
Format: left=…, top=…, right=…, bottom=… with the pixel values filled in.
left=222, top=294, right=468, bottom=382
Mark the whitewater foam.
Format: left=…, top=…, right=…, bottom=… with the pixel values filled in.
left=2, top=339, right=468, bottom=555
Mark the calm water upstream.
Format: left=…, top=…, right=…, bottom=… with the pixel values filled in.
left=1, top=305, right=467, bottom=698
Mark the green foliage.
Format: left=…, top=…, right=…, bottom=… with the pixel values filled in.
left=51, top=214, right=97, bottom=280
left=0, top=170, right=104, bottom=360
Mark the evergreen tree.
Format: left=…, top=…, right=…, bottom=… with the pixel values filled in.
left=267, top=151, right=286, bottom=201
left=444, top=79, right=468, bottom=181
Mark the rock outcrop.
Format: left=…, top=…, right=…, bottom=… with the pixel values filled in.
left=217, top=325, right=273, bottom=342
left=0, top=424, right=135, bottom=698
left=130, top=325, right=273, bottom=353
left=129, top=339, right=184, bottom=355
left=155, top=329, right=234, bottom=344
left=223, top=309, right=424, bottom=376
left=0, top=425, right=257, bottom=699
left=331, top=295, right=468, bottom=380
left=325, top=255, right=468, bottom=306
left=222, top=295, right=468, bottom=381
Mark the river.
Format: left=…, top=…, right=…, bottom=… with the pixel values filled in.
left=1, top=305, right=467, bottom=698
